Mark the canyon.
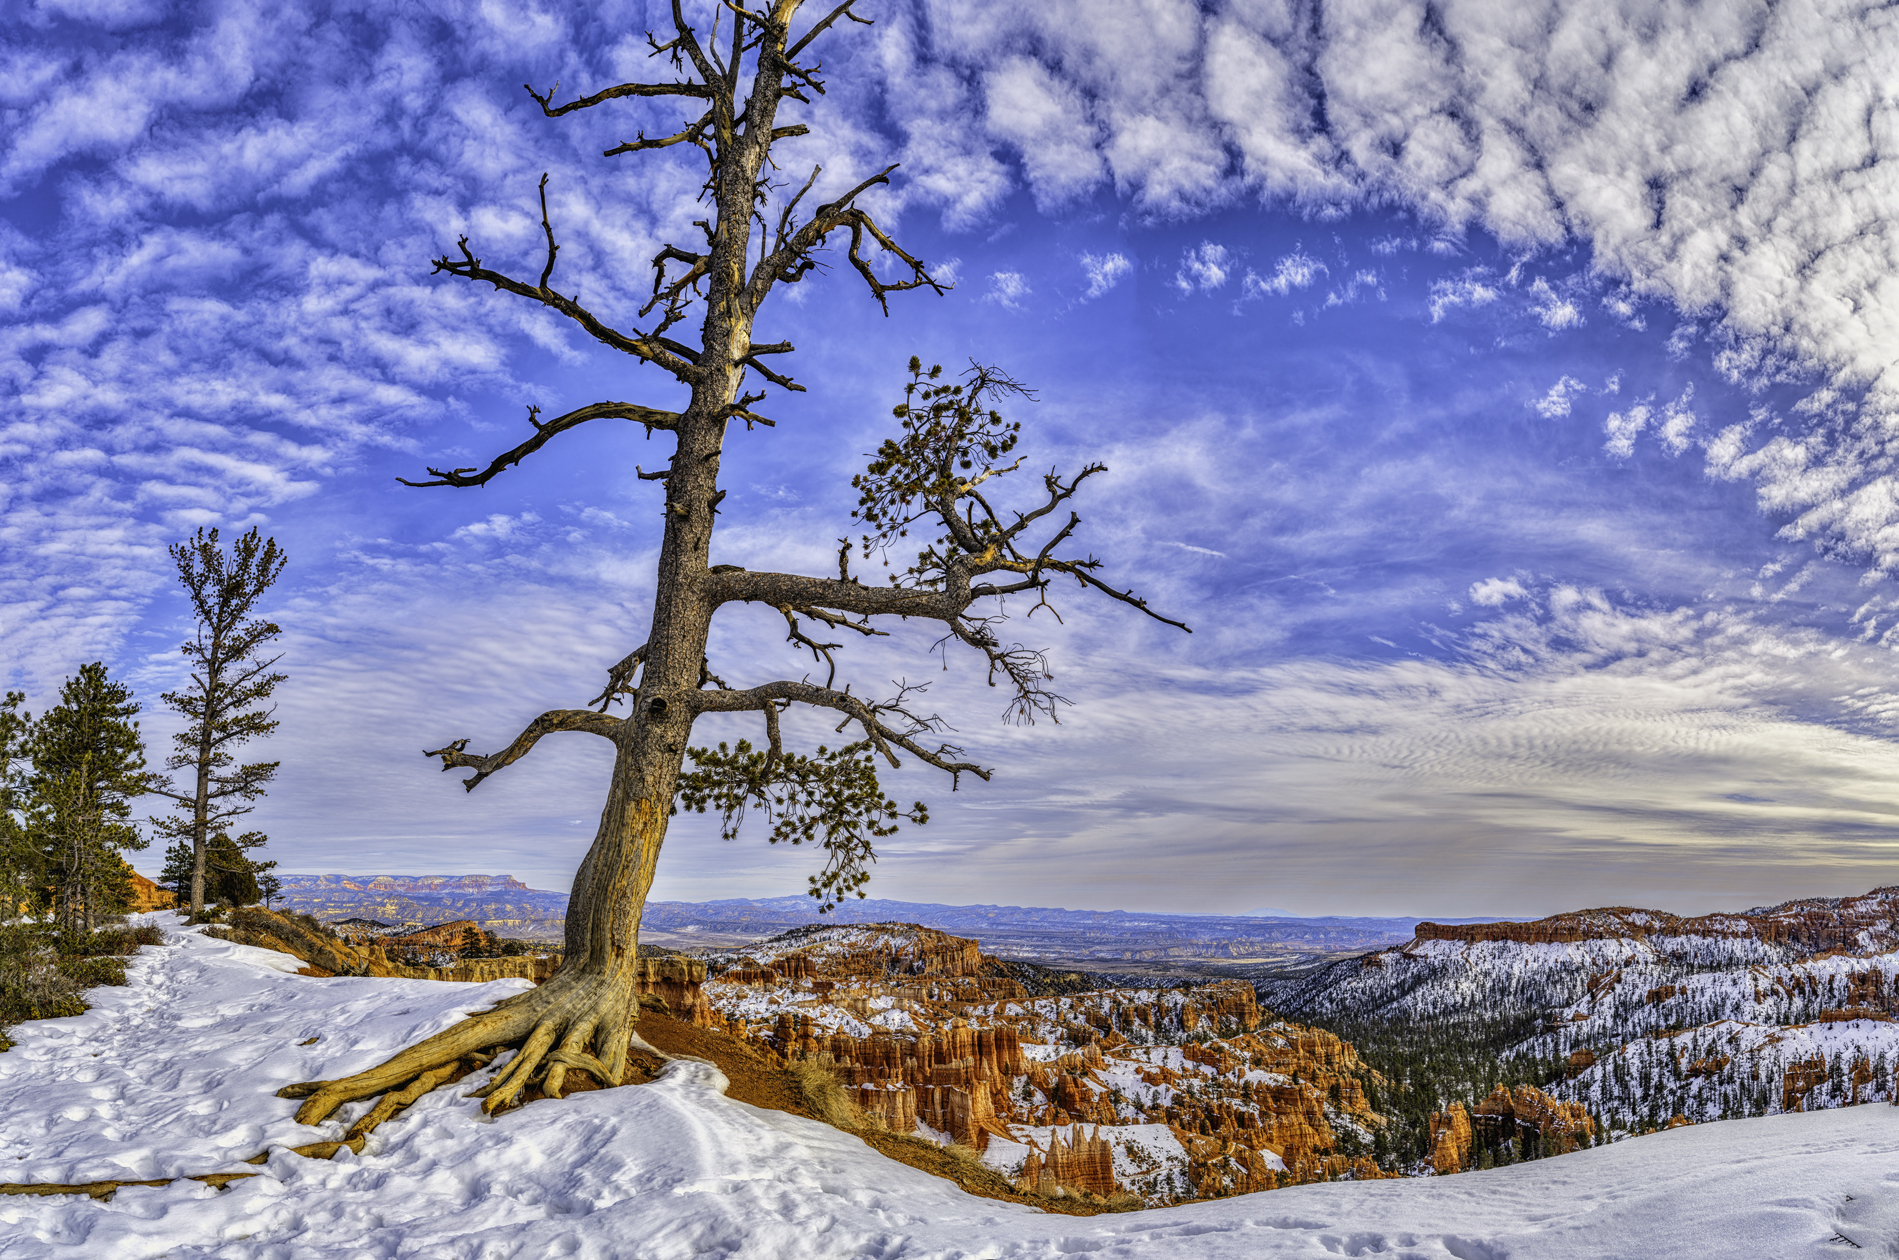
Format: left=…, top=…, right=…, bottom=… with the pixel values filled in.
left=693, top=922, right=1406, bottom=1204
left=179, top=883, right=1899, bottom=1201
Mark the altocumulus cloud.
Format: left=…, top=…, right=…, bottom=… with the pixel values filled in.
left=853, top=0, right=1899, bottom=571
left=10, top=0, right=1899, bottom=650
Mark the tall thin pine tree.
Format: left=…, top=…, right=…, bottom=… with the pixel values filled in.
left=152, top=527, right=288, bottom=914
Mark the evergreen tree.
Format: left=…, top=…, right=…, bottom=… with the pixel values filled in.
left=160, top=840, right=194, bottom=905
left=26, top=664, right=152, bottom=932
left=151, top=527, right=288, bottom=914
left=203, top=831, right=267, bottom=908
left=0, top=692, right=37, bottom=921
left=256, top=864, right=281, bottom=910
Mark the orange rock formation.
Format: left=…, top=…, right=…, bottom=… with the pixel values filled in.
left=1429, top=1103, right=1470, bottom=1174
left=705, top=923, right=1396, bottom=1203
left=1018, top=1124, right=1117, bottom=1197
left=1429, top=1086, right=1594, bottom=1172
left=128, top=871, right=176, bottom=912
left=1782, top=1056, right=1829, bottom=1111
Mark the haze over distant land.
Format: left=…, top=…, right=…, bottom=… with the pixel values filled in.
left=11, top=1, right=1899, bottom=916
left=261, top=872, right=1595, bottom=976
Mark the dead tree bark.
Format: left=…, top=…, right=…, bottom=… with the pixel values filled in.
left=282, top=0, right=1186, bottom=1127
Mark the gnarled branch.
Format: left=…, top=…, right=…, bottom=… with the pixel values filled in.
left=605, top=110, right=716, bottom=160
left=399, top=402, right=680, bottom=489
left=746, top=165, right=947, bottom=316
left=525, top=79, right=712, bottom=118
left=426, top=709, right=623, bottom=792
left=432, top=236, right=701, bottom=381
left=787, top=0, right=873, bottom=59
left=589, top=645, right=649, bottom=711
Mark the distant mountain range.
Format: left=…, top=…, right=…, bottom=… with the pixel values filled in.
left=640, top=894, right=1501, bottom=937
left=279, top=874, right=536, bottom=895
left=274, top=875, right=1522, bottom=971
left=639, top=897, right=1538, bottom=977
left=277, top=874, right=568, bottom=938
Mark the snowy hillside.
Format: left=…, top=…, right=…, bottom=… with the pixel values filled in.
left=1262, top=894, right=1899, bottom=1129
left=2, top=915, right=1896, bottom=1257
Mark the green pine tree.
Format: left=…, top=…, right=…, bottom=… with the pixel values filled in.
left=151, top=527, right=288, bottom=915
left=255, top=864, right=281, bottom=910
left=0, top=692, right=38, bottom=921
left=160, top=840, right=194, bottom=905
left=26, top=664, right=152, bottom=933
left=203, top=831, right=267, bottom=908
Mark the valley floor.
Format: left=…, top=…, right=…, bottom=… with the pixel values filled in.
left=2, top=917, right=1895, bottom=1259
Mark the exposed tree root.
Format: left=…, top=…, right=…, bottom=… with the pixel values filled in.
left=0, top=1139, right=359, bottom=1202
left=0, top=1172, right=257, bottom=1202
left=279, top=973, right=641, bottom=1125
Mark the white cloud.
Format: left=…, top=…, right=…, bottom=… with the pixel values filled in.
left=870, top=0, right=1899, bottom=572
left=983, top=57, right=1105, bottom=211
left=1658, top=385, right=1698, bottom=456
left=1533, top=375, right=1587, bottom=419
left=984, top=270, right=1032, bottom=310
left=1468, top=577, right=1528, bottom=607
left=449, top=512, right=541, bottom=543
left=1528, top=277, right=1582, bottom=331
left=1242, top=248, right=1327, bottom=299
left=1600, top=288, right=1645, bottom=330
left=1603, top=401, right=1653, bottom=459
left=1428, top=270, right=1500, bottom=322
left=1173, top=242, right=1231, bottom=295
left=1603, top=387, right=1696, bottom=459
left=1322, top=268, right=1383, bottom=308
left=922, top=588, right=1899, bottom=914
left=1078, top=251, right=1132, bottom=300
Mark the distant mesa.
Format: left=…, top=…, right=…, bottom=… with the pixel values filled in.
left=280, top=874, right=537, bottom=894
left=1264, top=883, right=1899, bottom=1140
left=128, top=870, right=176, bottom=913
left=276, top=874, right=568, bottom=942
left=272, top=878, right=1534, bottom=973
left=1412, top=885, right=1899, bottom=955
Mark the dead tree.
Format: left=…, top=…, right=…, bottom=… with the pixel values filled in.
left=281, top=0, right=1186, bottom=1128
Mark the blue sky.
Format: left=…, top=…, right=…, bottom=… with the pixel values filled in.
left=6, top=0, right=1899, bottom=917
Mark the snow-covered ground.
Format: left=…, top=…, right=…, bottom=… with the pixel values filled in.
left=3, top=915, right=1897, bottom=1259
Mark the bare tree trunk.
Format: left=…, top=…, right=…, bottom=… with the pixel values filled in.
left=275, top=0, right=1163, bottom=1134
left=281, top=5, right=771, bottom=1122
left=190, top=754, right=209, bottom=914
